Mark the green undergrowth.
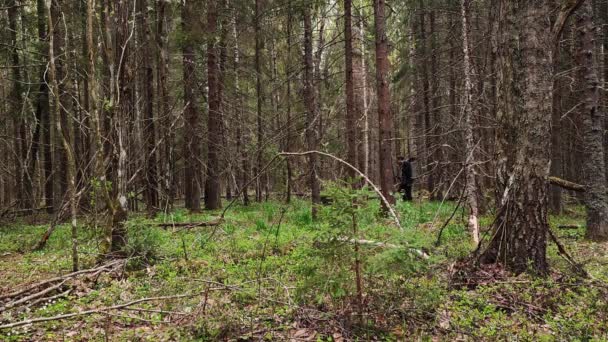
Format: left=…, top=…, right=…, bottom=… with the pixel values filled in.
left=0, top=191, right=607, bottom=340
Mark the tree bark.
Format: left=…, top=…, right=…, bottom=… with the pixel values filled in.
left=576, top=2, right=608, bottom=241
left=481, top=0, right=553, bottom=275
left=181, top=0, right=201, bottom=212
left=461, top=0, right=480, bottom=245
left=138, top=0, right=159, bottom=216
left=205, top=0, right=222, bottom=210
left=373, top=0, right=395, bottom=207
left=303, top=2, right=321, bottom=218
left=345, top=0, right=358, bottom=182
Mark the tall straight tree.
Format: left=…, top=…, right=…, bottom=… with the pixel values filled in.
left=373, top=0, right=395, bottom=206
left=47, top=0, right=78, bottom=271
left=182, top=0, right=201, bottom=212
left=576, top=2, right=608, bottom=241
left=205, top=0, right=222, bottom=210
left=344, top=0, right=358, bottom=180
left=303, top=0, right=321, bottom=218
left=481, top=0, right=554, bottom=274
left=254, top=0, right=266, bottom=202
left=461, top=0, right=480, bottom=244
left=138, top=0, right=159, bottom=215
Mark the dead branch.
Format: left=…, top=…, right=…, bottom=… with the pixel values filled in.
left=558, top=224, right=581, bottom=229
left=0, top=260, right=123, bottom=301
left=334, top=237, right=430, bottom=259
left=157, top=218, right=223, bottom=230
left=280, top=151, right=403, bottom=231
left=0, top=293, right=200, bottom=330
left=0, top=280, right=67, bottom=312
left=549, top=176, right=585, bottom=192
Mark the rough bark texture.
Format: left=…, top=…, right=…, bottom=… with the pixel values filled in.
left=138, top=0, right=159, bottom=215
left=303, top=3, right=321, bottom=218
left=182, top=0, right=201, bottom=212
left=576, top=2, right=608, bottom=241
left=345, top=0, right=358, bottom=181
left=461, top=0, right=480, bottom=244
left=481, top=0, right=553, bottom=275
left=205, top=0, right=222, bottom=210
left=373, top=0, right=395, bottom=206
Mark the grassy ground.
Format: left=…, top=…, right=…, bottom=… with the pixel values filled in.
left=0, top=194, right=607, bottom=341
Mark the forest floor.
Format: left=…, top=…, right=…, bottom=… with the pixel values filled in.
left=0, top=194, right=607, bottom=341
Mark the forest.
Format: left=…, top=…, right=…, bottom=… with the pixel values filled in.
left=1, top=0, right=608, bottom=339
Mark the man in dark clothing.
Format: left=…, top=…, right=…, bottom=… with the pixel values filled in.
left=398, top=156, right=414, bottom=201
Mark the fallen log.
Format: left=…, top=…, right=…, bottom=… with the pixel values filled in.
left=549, top=176, right=585, bottom=192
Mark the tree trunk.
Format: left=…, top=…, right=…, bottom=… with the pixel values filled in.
left=480, top=0, right=553, bottom=275
left=138, top=0, right=159, bottom=216
left=47, top=0, right=78, bottom=271
left=303, top=2, right=321, bottom=218
left=205, top=0, right=222, bottom=210
left=576, top=2, right=608, bottom=241
left=345, top=0, right=358, bottom=181
left=461, top=0, right=480, bottom=245
left=254, top=0, right=264, bottom=203
left=182, top=0, right=201, bottom=212
left=373, top=0, right=395, bottom=207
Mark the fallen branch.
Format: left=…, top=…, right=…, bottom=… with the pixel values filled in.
left=0, top=293, right=199, bottom=330
left=280, top=151, right=403, bottom=231
left=0, top=280, right=67, bottom=312
left=558, top=224, right=581, bottom=229
left=334, top=237, right=429, bottom=259
left=157, top=218, right=224, bottom=230
left=549, top=176, right=585, bottom=192
left=0, top=260, right=122, bottom=301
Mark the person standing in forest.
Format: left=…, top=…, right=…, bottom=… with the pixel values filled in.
left=398, top=156, right=414, bottom=201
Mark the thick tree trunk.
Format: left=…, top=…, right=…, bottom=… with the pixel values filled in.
left=373, top=0, right=395, bottom=207
left=181, top=0, right=201, bottom=212
left=303, top=3, right=321, bottom=218
left=205, top=0, right=222, bottom=210
left=576, top=2, right=608, bottom=241
left=285, top=10, right=293, bottom=203
left=481, top=0, right=553, bottom=275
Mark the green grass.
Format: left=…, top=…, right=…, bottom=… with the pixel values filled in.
left=0, top=196, right=607, bottom=340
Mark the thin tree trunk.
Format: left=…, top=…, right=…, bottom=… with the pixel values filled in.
left=303, top=2, right=321, bottom=218
left=47, top=0, right=78, bottom=271
left=461, top=0, right=480, bottom=245
left=182, top=0, right=201, bottom=212
left=205, top=0, right=222, bottom=210
left=345, top=0, right=358, bottom=182
left=254, top=0, right=264, bottom=202
left=138, top=0, right=159, bottom=216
